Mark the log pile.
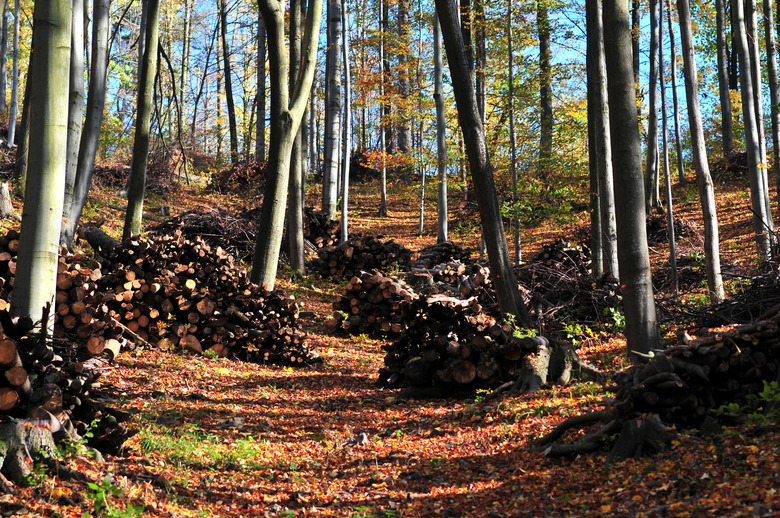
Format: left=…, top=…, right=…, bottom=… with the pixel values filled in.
left=411, top=241, right=471, bottom=270
left=83, top=231, right=317, bottom=365
left=302, top=207, right=341, bottom=250
left=530, top=239, right=591, bottom=275
left=646, top=214, right=700, bottom=245
left=378, top=294, right=544, bottom=389
left=326, top=270, right=418, bottom=337
left=308, top=235, right=412, bottom=278
left=535, top=305, right=780, bottom=460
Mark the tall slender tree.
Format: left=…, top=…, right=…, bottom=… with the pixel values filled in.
left=63, top=0, right=85, bottom=233
left=287, top=0, right=306, bottom=273
left=219, top=0, right=239, bottom=163
left=322, top=0, right=342, bottom=219
left=340, top=0, right=352, bottom=243
left=0, top=1, right=8, bottom=116
left=538, top=0, right=553, bottom=180
left=256, top=11, right=267, bottom=162
left=732, top=0, right=774, bottom=259
left=12, top=0, right=71, bottom=325
left=666, top=0, right=685, bottom=184
left=251, top=0, right=323, bottom=290
left=677, top=0, right=724, bottom=302
left=123, top=0, right=161, bottom=240
left=508, top=0, right=520, bottom=263
left=716, top=0, right=734, bottom=158
left=434, top=0, right=530, bottom=325
left=603, top=0, right=659, bottom=357
left=61, top=0, right=111, bottom=247
left=434, top=13, right=448, bottom=244
left=6, top=0, right=19, bottom=147
left=644, top=0, right=661, bottom=213
left=763, top=0, right=780, bottom=216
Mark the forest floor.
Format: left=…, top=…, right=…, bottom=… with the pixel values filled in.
left=3, top=167, right=780, bottom=517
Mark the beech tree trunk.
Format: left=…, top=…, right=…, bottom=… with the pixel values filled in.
left=12, top=0, right=71, bottom=326
left=763, top=0, right=780, bottom=217
left=6, top=0, right=18, bottom=147
left=508, top=0, right=520, bottom=263
left=62, top=0, right=85, bottom=238
left=538, top=0, right=553, bottom=180
left=667, top=0, right=685, bottom=184
left=0, top=1, right=8, bottom=117
left=716, top=0, right=735, bottom=158
left=603, top=0, right=659, bottom=357
left=123, top=0, right=161, bottom=240
left=644, top=0, right=661, bottom=213
left=732, top=0, right=775, bottom=260
left=219, top=0, right=239, bottom=163
left=340, top=0, right=352, bottom=243
left=251, top=0, right=322, bottom=290
left=322, top=0, right=342, bottom=219
left=434, top=0, right=531, bottom=325
left=256, top=11, right=267, bottom=162
left=586, top=0, right=618, bottom=280
left=287, top=0, right=306, bottom=273
left=61, top=0, right=110, bottom=248
left=435, top=14, right=447, bottom=244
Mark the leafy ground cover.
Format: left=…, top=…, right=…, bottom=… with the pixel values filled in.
left=2, top=173, right=780, bottom=517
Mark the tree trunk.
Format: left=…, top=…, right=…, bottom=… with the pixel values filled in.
left=659, top=0, right=678, bottom=294
left=322, top=0, right=342, bottom=219
left=538, top=0, right=553, bottom=180
left=603, top=0, right=659, bottom=357
left=378, top=0, right=388, bottom=217
left=434, top=13, right=448, bottom=244
left=287, top=0, right=306, bottom=273
left=586, top=0, right=618, bottom=280
left=644, top=0, right=661, bottom=213
left=763, top=0, right=780, bottom=219
left=11, top=0, right=71, bottom=326
left=396, top=0, right=412, bottom=154
left=746, top=0, right=766, bottom=161
left=123, top=0, right=161, bottom=240
left=732, top=0, right=775, bottom=260
left=62, top=0, right=85, bottom=239
left=434, top=0, right=531, bottom=325
left=716, top=0, right=735, bottom=158
left=61, top=0, right=110, bottom=248
left=6, top=0, right=19, bottom=147
left=256, top=11, right=267, bottom=162
left=508, top=0, right=519, bottom=263
left=251, top=0, right=323, bottom=291
left=219, top=0, right=239, bottom=163
left=340, top=0, right=352, bottom=243
left=667, top=0, right=685, bottom=184
left=0, top=1, right=8, bottom=117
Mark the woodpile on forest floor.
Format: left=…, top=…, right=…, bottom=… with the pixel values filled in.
left=712, top=150, right=749, bottom=181
left=534, top=304, right=780, bottom=461
left=645, top=214, right=701, bottom=245
left=308, top=235, right=413, bottom=278
left=209, top=160, right=267, bottom=194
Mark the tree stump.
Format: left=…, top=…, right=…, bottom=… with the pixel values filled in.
left=0, top=421, right=56, bottom=486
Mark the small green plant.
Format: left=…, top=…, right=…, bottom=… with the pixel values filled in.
left=603, top=306, right=625, bottom=333
left=429, top=457, right=443, bottom=469
left=561, top=322, right=596, bottom=346
left=81, top=474, right=137, bottom=517
left=204, top=348, right=220, bottom=360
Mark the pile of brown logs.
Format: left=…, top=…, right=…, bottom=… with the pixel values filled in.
left=646, top=214, right=700, bottom=245
left=326, top=270, right=417, bottom=337
left=535, top=305, right=780, bottom=460
left=378, top=294, right=548, bottom=390
left=530, top=239, right=591, bottom=275
left=308, top=235, right=412, bottom=278
left=302, top=207, right=341, bottom=250
left=411, top=241, right=472, bottom=270
left=82, top=231, right=317, bottom=365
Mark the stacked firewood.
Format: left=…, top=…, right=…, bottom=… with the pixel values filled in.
left=81, top=232, right=318, bottom=365
left=303, top=207, right=341, bottom=250
left=531, top=239, right=591, bottom=275
left=614, top=309, right=780, bottom=427
left=326, top=270, right=418, bottom=337
left=378, top=295, right=544, bottom=388
left=308, top=235, right=412, bottom=278
left=411, top=241, right=471, bottom=270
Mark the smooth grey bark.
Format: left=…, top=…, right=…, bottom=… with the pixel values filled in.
left=763, top=0, right=780, bottom=217
left=475, top=0, right=486, bottom=122
left=286, top=0, right=306, bottom=273
left=322, top=0, right=342, bottom=219
left=251, top=0, right=322, bottom=290
left=123, top=0, right=161, bottom=240
left=586, top=0, right=618, bottom=280
left=508, top=0, right=519, bottom=262
left=12, top=0, right=71, bottom=325
left=716, top=0, right=735, bottom=158
left=63, top=0, right=85, bottom=234
left=666, top=0, right=685, bottom=184
left=746, top=0, right=766, bottom=161
left=0, top=1, right=7, bottom=116
left=677, top=0, right=724, bottom=302
left=256, top=10, right=267, bottom=162
left=434, top=14, right=448, bottom=244
left=644, top=0, right=661, bottom=213
left=219, top=0, right=239, bottom=163
left=62, top=0, right=111, bottom=247
left=538, top=0, right=553, bottom=180
left=659, top=0, right=677, bottom=294
left=603, top=0, right=659, bottom=357
left=396, top=0, right=412, bottom=153
left=340, top=0, right=352, bottom=243
left=732, top=0, right=774, bottom=259
left=378, top=0, right=388, bottom=216
left=434, top=0, right=531, bottom=325
left=6, top=0, right=18, bottom=147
